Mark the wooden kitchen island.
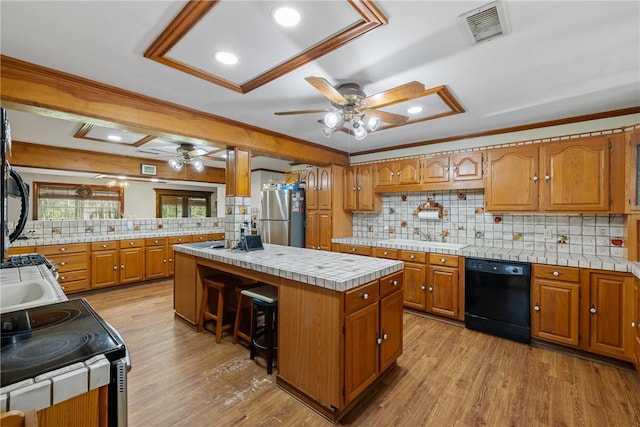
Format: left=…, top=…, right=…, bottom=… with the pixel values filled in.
left=172, top=242, right=404, bottom=422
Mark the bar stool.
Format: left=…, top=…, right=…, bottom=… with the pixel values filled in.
left=197, top=274, right=240, bottom=343
left=232, top=282, right=260, bottom=345
left=240, top=284, right=278, bottom=374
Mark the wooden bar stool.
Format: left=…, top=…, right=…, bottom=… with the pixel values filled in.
left=197, top=274, right=239, bottom=343
left=232, top=282, right=260, bottom=345
left=240, top=284, right=278, bottom=374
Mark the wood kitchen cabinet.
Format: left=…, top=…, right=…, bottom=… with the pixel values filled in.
left=167, top=235, right=192, bottom=276
left=305, top=165, right=351, bottom=251
left=531, top=264, right=582, bottom=347
left=119, top=239, right=145, bottom=284
left=374, top=159, right=420, bottom=188
left=485, top=136, right=613, bottom=212
left=173, top=251, right=199, bottom=325
left=427, top=254, right=461, bottom=320
left=37, top=243, right=90, bottom=294
left=399, top=250, right=427, bottom=311
left=91, top=239, right=144, bottom=288
left=632, top=278, right=640, bottom=372
left=225, top=147, right=251, bottom=197
left=586, top=271, right=633, bottom=360
left=421, top=152, right=483, bottom=187
left=344, top=164, right=380, bottom=212
left=338, top=243, right=371, bottom=256
left=145, top=237, right=168, bottom=279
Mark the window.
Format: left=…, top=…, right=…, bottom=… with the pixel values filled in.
left=34, top=182, right=124, bottom=220
left=155, top=189, right=212, bottom=218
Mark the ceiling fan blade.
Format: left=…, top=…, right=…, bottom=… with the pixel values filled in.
left=305, top=76, right=348, bottom=105
left=363, top=81, right=425, bottom=109
left=274, top=109, right=331, bottom=115
left=364, top=109, right=410, bottom=124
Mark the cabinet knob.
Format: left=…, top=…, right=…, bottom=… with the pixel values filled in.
left=60, top=276, right=66, bottom=281
left=590, top=306, right=597, bottom=315
left=154, top=240, right=159, bottom=244
left=384, top=251, right=389, bottom=255
left=130, top=242, right=134, bottom=246
left=452, top=166, right=457, bottom=171
left=361, top=293, right=369, bottom=300
left=534, top=305, right=540, bottom=311
left=60, top=247, right=66, bottom=252
left=356, top=186, right=361, bottom=191
left=121, top=264, right=125, bottom=269
left=440, top=258, right=447, bottom=263
left=410, top=255, right=415, bottom=259
left=163, top=259, right=167, bottom=263
left=102, top=244, right=107, bottom=248
left=421, top=285, right=426, bottom=291
left=377, top=337, right=383, bottom=345
left=391, top=280, right=398, bottom=286
left=428, top=286, right=433, bottom=292
left=60, top=261, right=66, bottom=266
left=382, top=333, right=388, bottom=340
left=532, top=174, right=539, bottom=183
left=352, top=248, right=356, bottom=252
left=113, top=266, right=118, bottom=270
left=632, top=322, right=638, bottom=328
left=552, top=271, right=560, bottom=276
left=352, top=186, right=356, bottom=191
left=168, top=258, right=173, bottom=262
left=544, top=174, right=550, bottom=182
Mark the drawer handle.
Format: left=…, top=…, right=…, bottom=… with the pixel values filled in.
left=384, top=251, right=389, bottom=255
left=428, top=286, right=433, bottom=292
left=121, top=264, right=125, bottom=269
left=60, top=276, right=66, bottom=280
left=382, top=333, right=388, bottom=340
left=590, top=306, right=597, bottom=315
left=391, top=280, right=398, bottom=286
left=534, top=305, right=540, bottom=311
left=552, top=271, right=560, bottom=276
left=163, top=259, right=167, bottom=263
left=352, top=248, right=356, bottom=252
left=633, top=322, right=638, bottom=328
left=410, top=255, right=415, bottom=259
left=168, top=258, right=173, bottom=262
left=440, top=258, right=447, bottom=263
left=377, top=337, right=383, bottom=345
left=154, top=240, right=159, bottom=244
left=130, top=242, right=134, bottom=246
left=60, top=248, right=66, bottom=252
left=113, top=266, right=118, bottom=270
left=102, top=244, right=108, bottom=248
left=60, top=261, right=66, bottom=266
left=361, top=293, right=369, bottom=300
left=421, top=285, right=426, bottom=291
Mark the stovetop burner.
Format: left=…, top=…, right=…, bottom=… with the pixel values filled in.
left=1, top=253, right=51, bottom=269
left=0, top=299, right=125, bottom=387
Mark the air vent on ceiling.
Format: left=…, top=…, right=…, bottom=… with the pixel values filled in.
left=460, top=1, right=508, bottom=44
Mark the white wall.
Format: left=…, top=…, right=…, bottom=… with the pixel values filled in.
left=12, top=170, right=225, bottom=220
left=250, top=170, right=285, bottom=210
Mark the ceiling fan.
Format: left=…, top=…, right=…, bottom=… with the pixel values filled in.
left=275, top=77, right=425, bottom=139
left=167, top=143, right=209, bottom=172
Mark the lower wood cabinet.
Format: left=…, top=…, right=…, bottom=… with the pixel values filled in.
left=400, top=250, right=427, bottom=311
left=145, top=237, right=168, bottom=280
left=427, top=254, right=461, bottom=320
left=37, top=243, right=90, bottom=294
left=91, top=240, right=144, bottom=288
left=173, top=251, right=199, bottom=325
left=633, top=278, right=640, bottom=372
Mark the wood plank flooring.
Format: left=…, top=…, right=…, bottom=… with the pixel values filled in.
left=81, top=280, right=640, bottom=426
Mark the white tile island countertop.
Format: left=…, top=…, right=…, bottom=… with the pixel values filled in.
left=173, top=242, right=404, bottom=291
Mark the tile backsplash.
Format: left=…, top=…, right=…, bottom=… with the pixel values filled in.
left=352, top=190, right=626, bottom=257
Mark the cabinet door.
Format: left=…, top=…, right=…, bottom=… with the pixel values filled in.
left=306, top=168, right=319, bottom=210
left=588, top=273, right=630, bottom=358
left=145, top=246, right=167, bottom=279
left=173, top=252, right=198, bottom=324
left=379, top=290, right=403, bottom=372
left=633, top=279, right=640, bottom=372
left=120, top=247, right=144, bottom=284
left=542, top=137, right=609, bottom=211
left=305, top=211, right=318, bottom=249
left=627, top=130, right=640, bottom=211
left=532, top=279, right=580, bottom=347
left=421, top=156, right=450, bottom=184
left=91, top=250, right=119, bottom=288
left=485, top=145, right=539, bottom=211
left=374, top=161, right=395, bottom=187
left=344, top=303, right=379, bottom=404
left=451, top=152, right=483, bottom=181
left=317, top=211, right=333, bottom=251
left=318, top=167, right=332, bottom=210
left=396, top=159, right=420, bottom=185
left=427, top=266, right=459, bottom=318
left=344, top=167, right=357, bottom=211
left=356, top=165, right=376, bottom=211
left=403, top=262, right=427, bottom=310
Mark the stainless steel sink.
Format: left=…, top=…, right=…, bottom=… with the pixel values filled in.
left=0, top=279, right=58, bottom=313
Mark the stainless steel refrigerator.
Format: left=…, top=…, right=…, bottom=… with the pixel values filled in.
left=259, top=189, right=305, bottom=247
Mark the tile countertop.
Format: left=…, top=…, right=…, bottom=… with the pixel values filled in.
left=0, top=266, right=111, bottom=414
left=332, top=237, right=640, bottom=279
left=10, top=228, right=226, bottom=247
left=174, top=243, right=404, bottom=292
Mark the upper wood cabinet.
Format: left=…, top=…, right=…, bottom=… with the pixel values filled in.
left=225, top=147, right=251, bottom=197
left=485, top=136, right=612, bottom=212
left=344, top=165, right=381, bottom=212
left=374, top=159, right=420, bottom=188
left=626, top=129, right=640, bottom=212
left=305, top=166, right=332, bottom=210
left=421, top=152, right=483, bottom=185
left=632, top=278, right=640, bottom=373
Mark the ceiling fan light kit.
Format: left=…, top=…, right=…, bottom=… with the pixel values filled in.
left=168, top=143, right=206, bottom=172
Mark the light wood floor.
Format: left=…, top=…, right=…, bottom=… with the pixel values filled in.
left=81, top=280, right=640, bottom=427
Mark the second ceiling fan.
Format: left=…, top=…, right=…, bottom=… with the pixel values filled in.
left=275, top=76, right=425, bottom=139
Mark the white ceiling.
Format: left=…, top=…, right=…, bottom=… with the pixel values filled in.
left=1, top=0, right=639, bottom=173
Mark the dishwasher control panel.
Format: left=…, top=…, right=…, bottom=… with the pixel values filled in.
left=465, top=258, right=530, bottom=276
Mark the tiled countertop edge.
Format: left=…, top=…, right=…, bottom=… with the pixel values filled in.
left=333, top=237, right=639, bottom=278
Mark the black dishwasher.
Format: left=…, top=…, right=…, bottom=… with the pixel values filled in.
left=464, top=258, right=531, bottom=344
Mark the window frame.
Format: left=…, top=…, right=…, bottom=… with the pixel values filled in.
left=154, top=189, right=212, bottom=218
left=33, top=182, right=124, bottom=220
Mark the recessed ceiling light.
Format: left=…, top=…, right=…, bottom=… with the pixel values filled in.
left=407, top=106, right=423, bottom=114
left=273, top=7, right=300, bottom=27
left=214, top=51, right=238, bottom=65
left=107, top=134, right=122, bottom=142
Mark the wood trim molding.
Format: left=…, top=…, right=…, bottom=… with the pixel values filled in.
left=144, top=0, right=387, bottom=94
left=0, top=55, right=349, bottom=166
left=74, top=123, right=156, bottom=147
left=9, top=141, right=226, bottom=184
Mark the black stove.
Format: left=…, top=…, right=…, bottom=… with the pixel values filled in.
left=0, top=298, right=126, bottom=387
left=1, top=253, right=52, bottom=269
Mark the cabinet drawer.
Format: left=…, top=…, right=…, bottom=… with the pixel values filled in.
left=191, top=234, right=213, bottom=242
left=340, top=244, right=372, bottom=256
left=380, top=271, right=403, bottom=297
left=345, top=281, right=379, bottom=314
left=121, top=239, right=144, bottom=248
left=169, top=235, right=192, bottom=245
left=210, top=233, right=225, bottom=241
left=91, top=241, right=118, bottom=251
left=375, top=248, right=398, bottom=260
left=399, top=250, right=426, bottom=263
left=145, top=237, right=167, bottom=247
left=60, top=279, right=90, bottom=294
left=429, top=254, right=458, bottom=267
left=37, top=243, right=88, bottom=256
left=48, top=253, right=88, bottom=272
left=58, top=269, right=88, bottom=283
left=533, top=264, right=580, bottom=282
